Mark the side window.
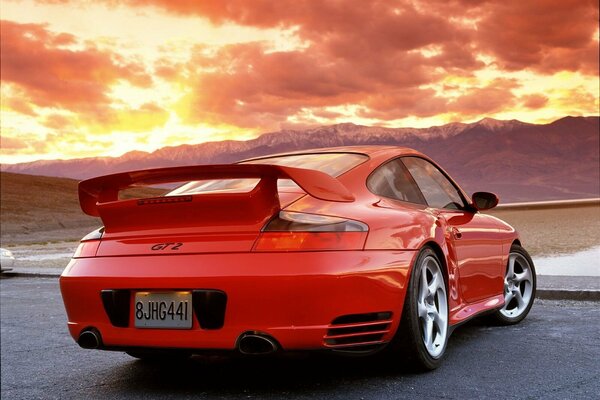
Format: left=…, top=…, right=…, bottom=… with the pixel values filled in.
left=401, top=157, right=465, bottom=210
left=367, top=159, right=427, bottom=205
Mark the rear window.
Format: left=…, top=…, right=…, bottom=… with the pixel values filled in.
left=168, top=152, right=367, bottom=196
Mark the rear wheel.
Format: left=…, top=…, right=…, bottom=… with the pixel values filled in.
left=392, top=247, right=449, bottom=371
left=492, top=244, right=536, bottom=325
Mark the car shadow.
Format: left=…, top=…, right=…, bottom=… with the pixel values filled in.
left=113, top=351, right=413, bottom=395
left=108, top=317, right=498, bottom=396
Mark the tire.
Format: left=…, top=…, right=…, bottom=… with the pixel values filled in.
left=391, top=247, right=449, bottom=371
left=491, top=244, right=536, bottom=325
left=126, top=349, right=191, bottom=362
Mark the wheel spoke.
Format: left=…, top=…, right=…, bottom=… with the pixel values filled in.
left=433, top=309, right=446, bottom=328
left=507, top=254, right=516, bottom=277
left=423, top=317, right=433, bottom=348
left=420, top=266, right=428, bottom=300
left=428, top=273, right=440, bottom=295
left=504, top=290, right=514, bottom=307
left=515, top=268, right=532, bottom=284
left=514, top=289, right=526, bottom=309
left=418, top=300, right=428, bottom=319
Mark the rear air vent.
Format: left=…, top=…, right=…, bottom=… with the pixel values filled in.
left=101, top=289, right=130, bottom=328
left=324, top=311, right=393, bottom=352
left=192, top=290, right=227, bottom=330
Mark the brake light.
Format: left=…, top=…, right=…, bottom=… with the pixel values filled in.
left=253, top=211, right=368, bottom=251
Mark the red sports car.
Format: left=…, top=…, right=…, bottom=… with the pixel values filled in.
left=60, top=146, right=536, bottom=370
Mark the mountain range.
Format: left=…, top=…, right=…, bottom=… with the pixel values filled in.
left=2, top=116, right=598, bottom=202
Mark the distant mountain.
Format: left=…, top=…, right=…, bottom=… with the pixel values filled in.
left=2, top=116, right=598, bottom=202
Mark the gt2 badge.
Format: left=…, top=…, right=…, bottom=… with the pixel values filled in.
left=151, top=242, right=183, bottom=251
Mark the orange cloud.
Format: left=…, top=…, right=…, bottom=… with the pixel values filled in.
left=554, top=86, right=600, bottom=115
left=0, top=136, right=29, bottom=150
left=448, top=79, right=520, bottom=116
left=3, top=97, right=37, bottom=116
left=521, top=94, right=549, bottom=110
left=474, top=0, right=599, bottom=74
left=161, top=2, right=479, bottom=129
left=121, top=0, right=598, bottom=76
left=43, top=114, right=72, bottom=130
left=0, top=20, right=151, bottom=121
left=172, top=40, right=449, bottom=129
left=127, top=0, right=596, bottom=129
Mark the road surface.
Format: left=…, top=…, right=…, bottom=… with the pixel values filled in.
left=1, top=277, right=599, bottom=399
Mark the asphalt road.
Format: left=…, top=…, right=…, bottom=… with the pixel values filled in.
left=1, top=277, right=599, bottom=400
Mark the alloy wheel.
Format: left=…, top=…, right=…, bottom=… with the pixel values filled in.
left=416, top=256, right=448, bottom=358
left=500, top=252, right=534, bottom=319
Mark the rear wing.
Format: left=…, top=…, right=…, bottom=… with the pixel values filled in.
left=79, top=164, right=354, bottom=217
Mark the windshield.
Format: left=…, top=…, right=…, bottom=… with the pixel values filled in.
left=167, top=152, right=367, bottom=196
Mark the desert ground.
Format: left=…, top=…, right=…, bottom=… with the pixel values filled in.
left=487, top=204, right=600, bottom=256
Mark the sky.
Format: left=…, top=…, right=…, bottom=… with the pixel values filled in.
left=0, top=0, right=598, bottom=164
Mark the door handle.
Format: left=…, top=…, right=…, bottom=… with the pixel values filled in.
left=451, top=227, right=462, bottom=239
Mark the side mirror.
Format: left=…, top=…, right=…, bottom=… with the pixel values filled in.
left=472, top=192, right=499, bottom=211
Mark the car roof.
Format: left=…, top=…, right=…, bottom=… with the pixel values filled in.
left=242, top=145, right=425, bottom=161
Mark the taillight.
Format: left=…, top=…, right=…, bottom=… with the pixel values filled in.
left=73, top=227, right=104, bottom=258
left=253, top=211, right=368, bottom=251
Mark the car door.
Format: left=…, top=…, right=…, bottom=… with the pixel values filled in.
left=401, top=157, right=505, bottom=303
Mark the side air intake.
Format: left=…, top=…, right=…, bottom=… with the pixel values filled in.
left=324, top=311, right=393, bottom=352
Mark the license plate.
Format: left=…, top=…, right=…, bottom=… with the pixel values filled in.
left=134, top=291, right=193, bottom=329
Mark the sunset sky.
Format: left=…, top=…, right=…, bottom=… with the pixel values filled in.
left=1, top=0, right=598, bottom=164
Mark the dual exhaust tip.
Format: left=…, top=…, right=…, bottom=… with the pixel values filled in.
left=78, top=328, right=102, bottom=349
left=78, top=328, right=279, bottom=355
left=237, top=332, right=279, bottom=355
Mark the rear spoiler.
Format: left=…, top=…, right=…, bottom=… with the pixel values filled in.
left=79, top=164, right=355, bottom=217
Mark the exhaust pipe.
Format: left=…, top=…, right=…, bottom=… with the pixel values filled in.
left=78, top=328, right=102, bottom=349
left=237, top=332, right=279, bottom=355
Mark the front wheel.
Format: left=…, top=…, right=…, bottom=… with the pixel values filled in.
left=492, top=244, right=536, bottom=325
left=392, top=247, right=449, bottom=371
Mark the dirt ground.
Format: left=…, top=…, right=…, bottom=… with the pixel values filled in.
left=0, top=171, right=162, bottom=244
left=487, top=204, right=600, bottom=256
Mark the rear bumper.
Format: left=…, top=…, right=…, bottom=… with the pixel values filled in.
left=59, top=250, right=416, bottom=352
